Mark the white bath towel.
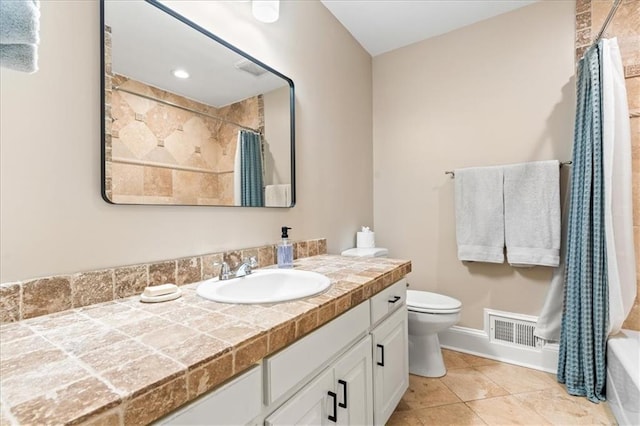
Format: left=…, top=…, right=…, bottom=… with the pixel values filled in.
left=503, top=160, right=560, bottom=267
left=265, top=184, right=291, bottom=207
left=454, top=166, right=504, bottom=263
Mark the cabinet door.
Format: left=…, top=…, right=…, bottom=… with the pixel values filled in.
left=371, top=307, right=409, bottom=426
left=265, top=367, right=336, bottom=426
left=333, top=336, right=373, bottom=426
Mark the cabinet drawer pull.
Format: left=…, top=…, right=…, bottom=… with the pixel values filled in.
left=338, top=379, right=347, bottom=409
left=376, top=344, right=385, bottom=367
left=328, top=391, right=337, bottom=422
left=388, top=295, right=401, bottom=304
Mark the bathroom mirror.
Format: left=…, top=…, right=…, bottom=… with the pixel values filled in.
left=100, top=0, right=295, bottom=207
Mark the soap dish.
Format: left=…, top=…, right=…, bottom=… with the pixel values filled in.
left=140, top=288, right=182, bottom=303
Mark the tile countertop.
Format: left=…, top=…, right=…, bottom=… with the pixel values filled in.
left=0, top=255, right=411, bottom=425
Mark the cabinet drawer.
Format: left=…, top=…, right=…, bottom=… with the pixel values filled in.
left=370, top=279, right=407, bottom=326
left=265, top=301, right=370, bottom=405
left=160, top=365, right=262, bottom=425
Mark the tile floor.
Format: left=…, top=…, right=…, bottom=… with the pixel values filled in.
left=388, top=349, right=617, bottom=425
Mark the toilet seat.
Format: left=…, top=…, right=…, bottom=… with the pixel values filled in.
left=407, top=290, right=462, bottom=314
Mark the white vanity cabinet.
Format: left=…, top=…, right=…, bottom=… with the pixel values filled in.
left=334, top=336, right=374, bottom=425
left=265, top=336, right=373, bottom=426
left=264, top=302, right=370, bottom=405
left=371, top=306, right=409, bottom=425
left=157, top=278, right=408, bottom=426
left=159, top=365, right=262, bottom=426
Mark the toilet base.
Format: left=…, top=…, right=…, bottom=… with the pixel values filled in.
left=408, top=333, right=447, bottom=378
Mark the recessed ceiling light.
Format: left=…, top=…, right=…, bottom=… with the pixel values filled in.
left=252, top=0, right=279, bottom=23
left=172, top=69, right=190, bottom=79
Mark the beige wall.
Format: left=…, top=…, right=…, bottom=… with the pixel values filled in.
left=0, top=1, right=372, bottom=282
left=373, top=1, right=576, bottom=328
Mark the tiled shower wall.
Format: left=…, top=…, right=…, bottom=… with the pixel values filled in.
left=0, top=239, right=327, bottom=324
left=576, top=0, right=639, bottom=330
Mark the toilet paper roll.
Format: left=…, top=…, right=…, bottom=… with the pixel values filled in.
left=357, top=232, right=375, bottom=248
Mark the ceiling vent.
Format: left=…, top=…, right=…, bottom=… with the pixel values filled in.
left=234, top=59, right=268, bottom=77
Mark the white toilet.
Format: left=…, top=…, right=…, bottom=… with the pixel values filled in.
left=407, top=290, right=462, bottom=377
left=341, top=246, right=462, bottom=378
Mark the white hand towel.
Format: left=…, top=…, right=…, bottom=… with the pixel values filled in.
left=504, top=160, right=560, bottom=267
left=265, top=184, right=291, bottom=207
left=454, top=166, right=504, bottom=263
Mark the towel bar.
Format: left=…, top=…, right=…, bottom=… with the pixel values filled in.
left=444, top=161, right=572, bottom=178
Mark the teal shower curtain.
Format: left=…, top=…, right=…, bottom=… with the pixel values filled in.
left=558, top=44, right=608, bottom=403
left=240, top=130, right=264, bottom=207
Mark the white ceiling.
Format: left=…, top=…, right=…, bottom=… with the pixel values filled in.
left=105, top=1, right=288, bottom=108
left=105, top=1, right=539, bottom=106
left=320, top=0, right=538, bottom=56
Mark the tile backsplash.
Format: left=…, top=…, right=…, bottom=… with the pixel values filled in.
left=0, top=239, right=327, bottom=323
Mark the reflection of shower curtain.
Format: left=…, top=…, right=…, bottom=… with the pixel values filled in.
left=238, top=130, right=264, bottom=207
left=558, top=44, right=607, bottom=403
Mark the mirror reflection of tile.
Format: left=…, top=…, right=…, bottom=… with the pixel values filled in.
left=108, top=74, right=263, bottom=205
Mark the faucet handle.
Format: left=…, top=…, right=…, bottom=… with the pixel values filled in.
left=246, top=256, right=258, bottom=268
left=215, top=261, right=232, bottom=280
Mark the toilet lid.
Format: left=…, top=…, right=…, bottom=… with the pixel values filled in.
left=406, top=290, right=462, bottom=314
left=341, top=247, right=389, bottom=258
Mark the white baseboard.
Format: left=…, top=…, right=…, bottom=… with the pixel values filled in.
left=438, top=325, right=559, bottom=374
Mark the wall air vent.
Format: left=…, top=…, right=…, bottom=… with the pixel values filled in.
left=234, top=59, right=268, bottom=77
left=486, top=310, right=544, bottom=350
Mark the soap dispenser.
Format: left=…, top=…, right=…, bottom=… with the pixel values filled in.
left=277, top=226, right=293, bottom=268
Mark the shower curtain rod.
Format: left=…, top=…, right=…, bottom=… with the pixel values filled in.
left=591, top=0, right=623, bottom=47
left=113, top=86, right=262, bottom=134
left=444, top=161, right=572, bottom=178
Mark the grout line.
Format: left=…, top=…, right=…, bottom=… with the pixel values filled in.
left=463, top=401, right=491, bottom=425
left=0, top=393, right=20, bottom=426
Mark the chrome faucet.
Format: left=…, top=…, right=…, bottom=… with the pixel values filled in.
left=216, top=256, right=258, bottom=280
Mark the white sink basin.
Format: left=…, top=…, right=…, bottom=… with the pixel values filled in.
left=196, top=269, right=331, bottom=304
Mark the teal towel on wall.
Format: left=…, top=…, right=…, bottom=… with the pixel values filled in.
left=0, top=0, right=40, bottom=73
left=0, top=43, right=36, bottom=72
left=557, top=43, right=608, bottom=403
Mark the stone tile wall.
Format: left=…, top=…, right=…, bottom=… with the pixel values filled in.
left=575, top=0, right=639, bottom=330
left=0, top=239, right=327, bottom=324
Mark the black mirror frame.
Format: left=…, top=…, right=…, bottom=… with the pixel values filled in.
left=100, top=0, right=296, bottom=207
